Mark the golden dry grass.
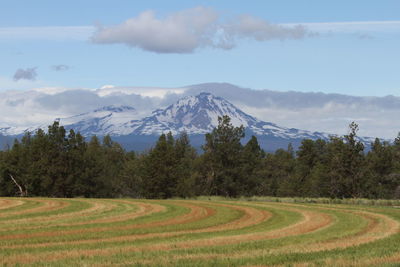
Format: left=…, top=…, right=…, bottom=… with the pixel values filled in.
left=0, top=197, right=399, bottom=266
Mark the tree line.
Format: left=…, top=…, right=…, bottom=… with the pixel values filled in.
left=0, top=117, right=399, bottom=199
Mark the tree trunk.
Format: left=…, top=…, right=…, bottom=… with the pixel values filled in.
left=9, top=174, right=27, bottom=197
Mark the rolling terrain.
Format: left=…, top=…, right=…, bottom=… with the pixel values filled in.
left=0, top=197, right=399, bottom=266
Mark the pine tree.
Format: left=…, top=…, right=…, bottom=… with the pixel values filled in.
left=202, top=115, right=245, bottom=197
left=295, top=139, right=328, bottom=196
left=365, top=138, right=397, bottom=198
left=142, top=133, right=176, bottom=198
left=174, top=132, right=197, bottom=198
left=119, top=151, right=143, bottom=198
left=240, top=136, right=263, bottom=196
left=325, top=122, right=365, bottom=198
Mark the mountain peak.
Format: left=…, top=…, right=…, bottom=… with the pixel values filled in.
left=134, top=92, right=257, bottom=135
left=0, top=93, right=332, bottom=143
left=51, top=92, right=331, bottom=140
left=120, top=92, right=334, bottom=141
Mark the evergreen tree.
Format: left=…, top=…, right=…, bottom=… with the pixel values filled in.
left=325, top=122, right=365, bottom=198
left=202, top=115, right=245, bottom=197
left=142, top=133, right=176, bottom=198
left=1, top=118, right=400, bottom=200
left=173, top=132, right=197, bottom=198
left=119, top=151, right=143, bottom=198
left=364, top=139, right=398, bottom=198
left=295, top=139, right=328, bottom=196
left=240, top=136, right=263, bottom=196
left=65, top=130, right=87, bottom=197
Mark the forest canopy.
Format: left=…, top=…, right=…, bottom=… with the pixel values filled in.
left=1, top=117, right=399, bottom=199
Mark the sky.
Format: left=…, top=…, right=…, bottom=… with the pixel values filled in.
left=1, top=0, right=400, bottom=96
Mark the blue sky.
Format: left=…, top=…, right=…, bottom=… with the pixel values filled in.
left=1, top=0, right=400, bottom=96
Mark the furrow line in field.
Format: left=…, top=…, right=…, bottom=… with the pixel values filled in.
left=0, top=198, right=69, bottom=219
left=143, top=205, right=399, bottom=266
left=1, top=201, right=270, bottom=249
left=0, top=199, right=25, bottom=210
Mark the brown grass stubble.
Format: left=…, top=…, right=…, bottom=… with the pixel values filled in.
left=26, top=199, right=150, bottom=226
left=0, top=200, right=223, bottom=248
left=298, top=210, right=399, bottom=251
left=0, top=201, right=218, bottom=249
left=0, top=199, right=148, bottom=232
left=143, top=202, right=333, bottom=249
left=318, top=251, right=400, bottom=266
left=3, top=202, right=397, bottom=265
left=263, top=249, right=400, bottom=267
left=0, top=202, right=302, bottom=265
left=262, top=203, right=400, bottom=253
left=0, top=200, right=167, bottom=242
left=0, top=199, right=25, bottom=210
left=3, top=201, right=271, bottom=250
left=0, top=202, right=271, bottom=263
left=0, top=199, right=115, bottom=229
left=0, top=198, right=69, bottom=219
left=149, top=204, right=400, bottom=265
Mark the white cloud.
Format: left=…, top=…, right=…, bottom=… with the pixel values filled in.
left=91, top=7, right=310, bottom=53
left=91, top=7, right=219, bottom=53
left=31, top=86, right=73, bottom=95
left=96, top=85, right=185, bottom=97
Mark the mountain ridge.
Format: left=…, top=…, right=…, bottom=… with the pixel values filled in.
left=0, top=91, right=377, bottom=151
left=62, top=92, right=332, bottom=141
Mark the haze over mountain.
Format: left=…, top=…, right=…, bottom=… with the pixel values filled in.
left=0, top=83, right=399, bottom=141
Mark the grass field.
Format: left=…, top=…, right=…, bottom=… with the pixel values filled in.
left=0, top=197, right=399, bottom=266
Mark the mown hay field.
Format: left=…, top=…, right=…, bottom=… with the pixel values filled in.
left=0, top=197, right=399, bottom=266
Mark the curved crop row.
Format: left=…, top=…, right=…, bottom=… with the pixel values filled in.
left=0, top=198, right=399, bottom=266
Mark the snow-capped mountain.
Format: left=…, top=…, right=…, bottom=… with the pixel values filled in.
left=121, top=92, right=330, bottom=140
left=0, top=92, right=376, bottom=151
left=0, top=92, right=330, bottom=141
left=0, top=126, right=32, bottom=136
left=58, top=105, right=140, bottom=136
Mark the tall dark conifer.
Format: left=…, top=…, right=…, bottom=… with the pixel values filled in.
left=202, top=115, right=245, bottom=197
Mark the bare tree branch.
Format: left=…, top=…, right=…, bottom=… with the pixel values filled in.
left=9, top=174, right=27, bottom=197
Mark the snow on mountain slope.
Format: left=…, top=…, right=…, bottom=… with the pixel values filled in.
left=122, top=92, right=330, bottom=140
left=59, top=105, right=140, bottom=136
left=0, top=126, right=32, bottom=136
left=0, top=105, right=140, bottom=136
left=0, top=93, right=365, bottom=143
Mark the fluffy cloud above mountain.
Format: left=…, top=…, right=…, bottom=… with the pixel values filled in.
left=91, top=7, right=310, bottom=53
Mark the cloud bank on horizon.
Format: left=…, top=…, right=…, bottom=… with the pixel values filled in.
left=0, top=83, right=399, bottom=139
